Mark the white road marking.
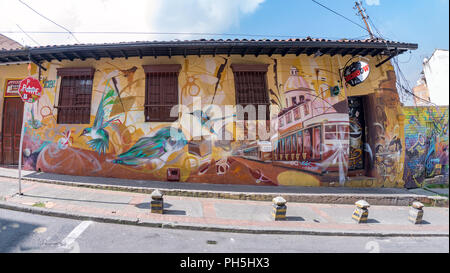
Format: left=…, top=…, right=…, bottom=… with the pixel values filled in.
left=60, top=221, right=93, bottom=249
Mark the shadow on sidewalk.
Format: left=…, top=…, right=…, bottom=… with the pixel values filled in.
left=135, top=202, right=186, bottom=215
left=16, top=170, right=415, bottom=196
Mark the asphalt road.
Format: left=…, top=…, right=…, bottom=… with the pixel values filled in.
left=0, top=208, right=448, bottom=253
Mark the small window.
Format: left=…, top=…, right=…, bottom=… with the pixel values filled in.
left=143, top=64, right=181, bottom=122
left=286, top=112, right=292, bottom=124
left=56, top=67, right=95, bottom=124
left=293, top=107, right=301, bottom=120
left=291, top=134, right=297, bottom=155
left=297, top=131, right=303, bottom=154
left=231, top=64, right=270, bottom=120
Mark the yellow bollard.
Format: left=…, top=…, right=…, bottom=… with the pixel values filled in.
left=150, top=189, right=164, bottom=214
left=272, top=196, right=287, bottom=221
left=409, top=201, right=424, bottom=224
left=352, top=200, right=370, bottom=223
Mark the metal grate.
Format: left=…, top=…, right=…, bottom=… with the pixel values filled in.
left=145, top=72, right=179, bottom=122
left=233, top=71, right=270, bottom=120
left=56, top=75, right=93, bottom=124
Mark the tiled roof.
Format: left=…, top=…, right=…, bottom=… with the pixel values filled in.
left=0, top=37, right=411, bottom=51
left=0, top=37, right=418, bottom=65
left=0, top=34, right=22, bottom=50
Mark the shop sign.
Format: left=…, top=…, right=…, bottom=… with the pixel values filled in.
left=344, top=61, right=370, bottom=87
left=4, top=79, right=22, bottom=97
left=18, top=77, right=43, bottom=103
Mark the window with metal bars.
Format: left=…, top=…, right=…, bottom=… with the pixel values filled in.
left=143, top=64, right=181, bottom=122
left=56, top=68, right=95, bottom=124
left=231, top=64, right=270, bottom=120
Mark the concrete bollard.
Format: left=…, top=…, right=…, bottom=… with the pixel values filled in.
left=150, top=189, right=164, bottom=214
left=352, top=200, right=370, bottom=223
left=272, top=196, right=287, bottom=221
left=409, top=201, right=424, bottom=224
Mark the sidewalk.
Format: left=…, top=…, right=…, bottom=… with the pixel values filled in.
left=0, top=174, right=448, bottom=237
left=0, top=167, right=448, bottom=207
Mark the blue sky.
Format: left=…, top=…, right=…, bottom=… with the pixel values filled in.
left=231, top=0, right=449, bottom=87
left=1, top=0, right=448, bottom=88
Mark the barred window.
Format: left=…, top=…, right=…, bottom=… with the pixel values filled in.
left=56, top=68, right=94, bottom=124
left=231, top=64, right=270, bottom=120
left=143, top=64, right=181, bottom=122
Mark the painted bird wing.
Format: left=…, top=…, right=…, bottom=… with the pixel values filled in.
left=93, top=80, right=116, bottom=130
left=116, top=137, right=166, bottom=160
left=87, top=130, right=110, bottom=155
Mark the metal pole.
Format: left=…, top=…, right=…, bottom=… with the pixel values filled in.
left=17, top=103, right=27, bottom=195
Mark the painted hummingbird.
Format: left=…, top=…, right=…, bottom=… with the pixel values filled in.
left=112, top=126, right=187, bottom=168
left=189, top=109, right=235, bottom=135
left=80, top=79, right=121, bottom=155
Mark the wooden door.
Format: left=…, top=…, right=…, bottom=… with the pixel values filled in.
left=1, top=97, right=24, bottom=165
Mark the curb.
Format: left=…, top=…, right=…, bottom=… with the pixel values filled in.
left=1, top=174, right=448, bottom=207
left=0, top=200, right=448, bottom=237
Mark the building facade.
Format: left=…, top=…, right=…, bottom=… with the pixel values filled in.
left=0, top=38, right=423, bottom=188
left=423, top=49, right=449, bottom=106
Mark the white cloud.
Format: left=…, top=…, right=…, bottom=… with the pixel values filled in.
left=365, top=0, right=380, bottom=6
left=0, top=0, right=265, bottom=46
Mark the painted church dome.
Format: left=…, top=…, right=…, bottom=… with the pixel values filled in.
left=284, top=66, right=313, bottom=92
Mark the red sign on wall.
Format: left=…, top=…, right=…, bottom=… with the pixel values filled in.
left=18, top=77, right=43, bottom=103
left=344, top=61, right=370, bottom=87
left=4, top=79, right=22, bottom=97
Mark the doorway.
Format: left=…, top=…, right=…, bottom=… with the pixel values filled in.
left=1, top=97, right=24, bottom=165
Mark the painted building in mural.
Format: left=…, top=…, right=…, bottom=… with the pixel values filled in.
left=0, top=38, right=420, bottom=188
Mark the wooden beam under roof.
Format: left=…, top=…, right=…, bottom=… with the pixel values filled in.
left=104, top=50, right=114, bottom=60
left=72, top=51, right=86, bottom=61
left=268, top=48, right=276, bottom=57
left=281, top=47, right=290, bottom=57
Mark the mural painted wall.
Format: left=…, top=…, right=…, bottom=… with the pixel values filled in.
left=403, top=106, right=449, bottom=189
left=0, top=53, right=408, bottom=188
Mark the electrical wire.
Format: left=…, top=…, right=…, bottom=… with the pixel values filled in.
left=311, top=0, right=369, bottom=33
left=16, top=24, right=41, bottom=46
left=0, top=30, right=372, bottom=41
left=17, top=0, right=80, bottom=43
left=362, top=7, right=438, bottom=108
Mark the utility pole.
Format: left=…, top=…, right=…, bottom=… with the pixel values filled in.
left=354, top=1, right=374, bottom=39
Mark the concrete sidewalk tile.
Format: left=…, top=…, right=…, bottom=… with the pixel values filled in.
left=1, top=166, right=449, bottom=236
left=201, top=200, right=217, bottom=218
left=214, top=202, right=273, bottom=222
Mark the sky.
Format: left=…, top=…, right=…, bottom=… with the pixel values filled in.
left=0, top=0, right=448, bottom=103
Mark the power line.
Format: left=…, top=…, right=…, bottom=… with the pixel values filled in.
left=17, top=0, right=80, bottom=43
left=0, top=30, right=369, bottom=40
left=311, top=0, right=368, bottom=33
left=361, top=7, right=435, bottom=107
left=16, top=24, right=41, bottom=46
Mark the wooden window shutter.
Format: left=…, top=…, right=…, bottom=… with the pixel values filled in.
left=56, top=67, right=95, bottom=124
left=231, top=64, right=270, bottom=120
left=143, top=64, right=181, bottom=122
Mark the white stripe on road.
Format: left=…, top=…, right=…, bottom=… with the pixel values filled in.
left=60, top=221, right=93, bottom=249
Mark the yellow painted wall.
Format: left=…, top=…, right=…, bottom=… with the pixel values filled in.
left=0, top=52, right=405, bottom=188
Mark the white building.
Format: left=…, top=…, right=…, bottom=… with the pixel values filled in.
left=422, top=49, right=449, bottom=106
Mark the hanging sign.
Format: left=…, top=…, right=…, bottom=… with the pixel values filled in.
left=18, top=76, right=43, bottom=103
left=344, top=61, right=370, bottom=87
left=4, top=79, right=22, bottom=97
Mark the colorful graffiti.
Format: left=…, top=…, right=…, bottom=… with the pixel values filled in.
left=2, top=53, right=409, bottom=188
left=403, top=106, right=449, bottom=188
